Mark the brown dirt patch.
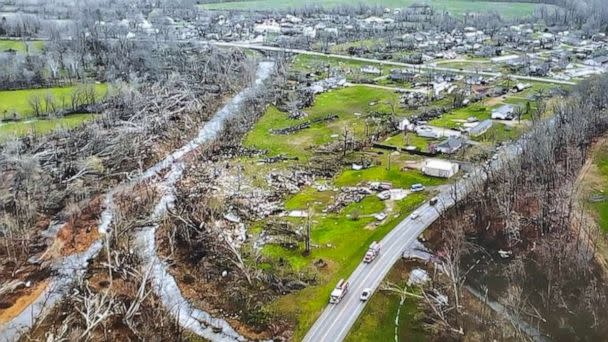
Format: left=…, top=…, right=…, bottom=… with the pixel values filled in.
left=0, top=279, right=49, bottom=324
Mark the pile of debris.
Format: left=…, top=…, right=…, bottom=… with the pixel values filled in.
left=267, top=171, right=314, bottom=194
left=230, top=191, right=284, bottom=220
left=401, top=92, right=429, bottom=109
left=327, top=187, right=372, bottom=212
left=412, top=106, right=449, bottom=123
left=258, top=155, right=299, bottom=164
left=270, top=114, right=338, bottom=135
left=212, top=145, right=267, bottom=159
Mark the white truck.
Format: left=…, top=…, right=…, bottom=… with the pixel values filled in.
left=329, top=279, right=349, bottom=304
left=363, top=241, right=381, bottom=263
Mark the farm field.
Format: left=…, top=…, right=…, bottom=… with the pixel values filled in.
left=0, top=84, right=108, bottom=120
left=200, top=0, right=547, bottom=17
left=0, top=113, right=96, bottom=140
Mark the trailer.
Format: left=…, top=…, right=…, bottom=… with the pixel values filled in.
left=329, top=279, right=349, bottom=304
left=363, top=241, right=381, bottom=263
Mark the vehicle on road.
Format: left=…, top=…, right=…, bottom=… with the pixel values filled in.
left=411, top=183, right=425, bottom=192
left=363, top=241, right=381, bottom=263
left=410, top=211, right=420, bottom=220
left=429, top=197, right=439, bottom=206
left=360, top=288, right=372, bottom=301
left=329, top=279, right=349, bottom=304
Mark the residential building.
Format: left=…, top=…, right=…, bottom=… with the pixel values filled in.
left=422, top=159, right=459, bottom=178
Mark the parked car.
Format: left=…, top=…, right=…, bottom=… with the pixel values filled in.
left=360, top=288, right=373, bottom=301
left=411, top=183, right=425, bottom=192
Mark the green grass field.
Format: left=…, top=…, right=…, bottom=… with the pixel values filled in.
left=0, top=84, right=108, bottom=120
left=244, top=85, right=409, bottom=161
left=0, top=113, right=96, bottom=140
left=200, top=0, right=545, bottom=17
left=0, top=39, right=44, bottom=53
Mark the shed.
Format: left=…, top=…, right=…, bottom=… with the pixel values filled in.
left=422, top=159, right=459, bottom=178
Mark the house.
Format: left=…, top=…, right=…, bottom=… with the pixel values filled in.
left=361, top=65, right=381, bottom=75
left=491, top=104, right=515, bottom=120
left=389, top=69, right=416, bottom=82
left=422, top=159, right=459, bottom=178
left=436, top=137, right=463, bottom=154
left=469, top=119, right=493, bottom=137
left=584, top=55, right=608, bottom=67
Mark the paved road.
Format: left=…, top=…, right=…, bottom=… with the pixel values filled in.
left=302, top=145, right=518, bottom=342
left=211, top=41, right=577, bottom=86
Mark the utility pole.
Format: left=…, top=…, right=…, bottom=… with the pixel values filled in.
left=305, top=205, right=312, bottom=256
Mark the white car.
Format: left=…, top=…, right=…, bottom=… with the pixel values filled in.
left=360, top=288, right=373, bottom=301
left=411, top=183, right=425, bottom=192
left=410, top=211, right=420, bottom=220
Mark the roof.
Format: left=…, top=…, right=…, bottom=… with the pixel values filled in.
left=469, top=119, right=493, bottom=134
left=424, top=159, right=457, bottom=171
left=492, top=104, right=514, bottom=115
left=438, top=137, right=462, bottom=149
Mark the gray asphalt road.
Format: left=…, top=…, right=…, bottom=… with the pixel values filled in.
left=211, top=41, right=577, bottom=86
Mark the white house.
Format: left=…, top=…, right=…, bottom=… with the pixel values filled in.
left=361, top=65, right=381, bottom=75
left=422, top=159, right=459, bottom=178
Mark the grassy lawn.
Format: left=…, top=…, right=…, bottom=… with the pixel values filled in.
left=200, top=0, right=545, bottom=17
left=243, top=85, right=409, bottom=161
left=0, top=84, right=107, bottom=120
left=291, top=54, right=395, bottom=82
left=346, top=260, right=426, bottom=342
left=335, top=165, right=444, bottom=189
left=585, top=141, right=608, bottom=233
left=429, top=102, right=491, bottom=129
left=0, top=39, right=44, bottom=53
left=0, top=113, right=96, bottom=140
left=383, top=132, right=438, bottom=151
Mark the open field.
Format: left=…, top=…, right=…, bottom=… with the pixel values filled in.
left=0, top=113, right=96, bottom=140
left=0, top=84, right=108, bottom=120
left=200, top=0, right=546, bottom=17
left=0, top=39, right=44, bottom=53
